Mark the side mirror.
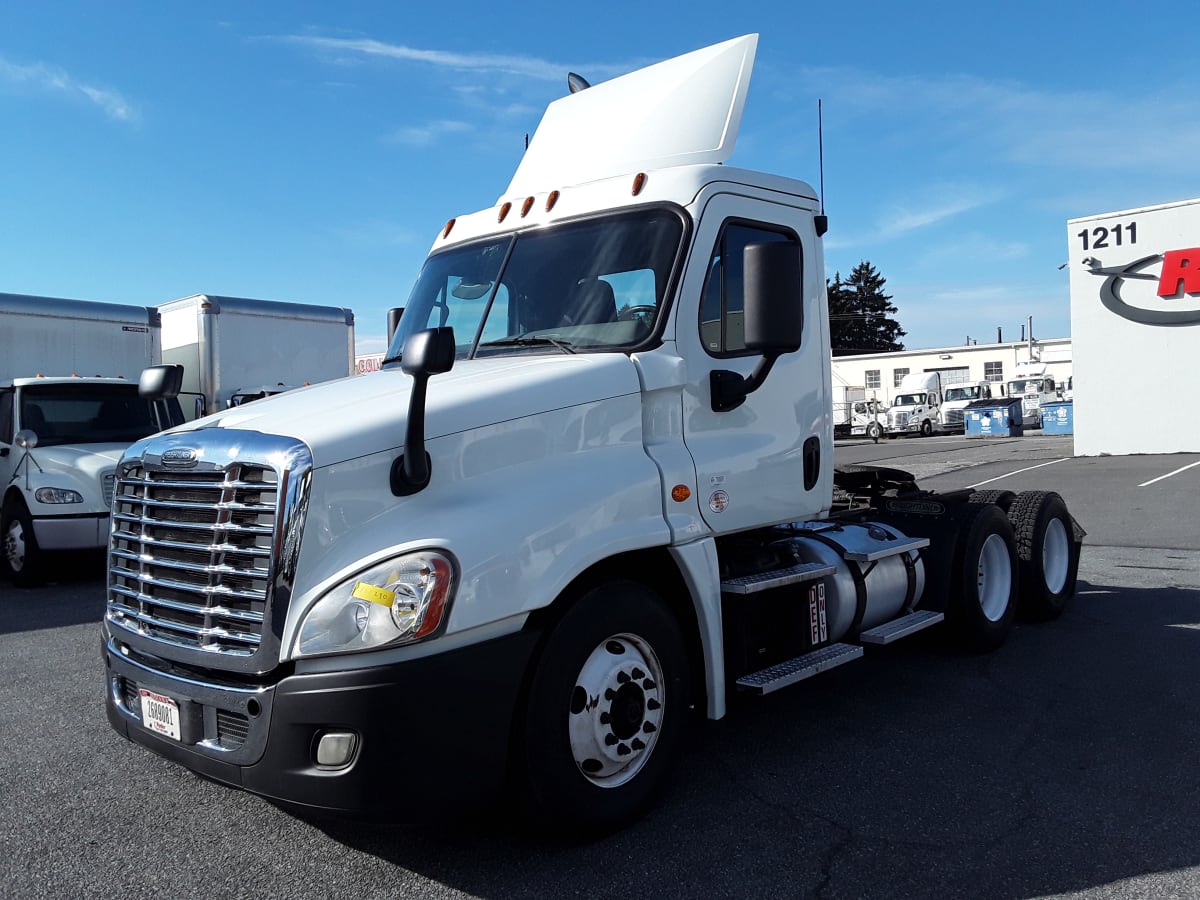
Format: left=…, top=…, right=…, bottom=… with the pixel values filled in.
left=391, top=327, right=456, bottom=496
left=14, top=428, right=38, bottom=450
left=139, top=364, right=184, bottom=400
left=711, top=241, right=804, bottom=412
left=387, top=307, right=405, bottom=346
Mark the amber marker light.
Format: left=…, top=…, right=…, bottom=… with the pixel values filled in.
left=443, top=218, right=457, bottom=238
left=632, top=173, right=647, bottom=196
left=497, top=203, right=511, bottom=223
left=521, top=196, right=535, bottom=217
left=671, top=484, right=691, bottom=502
left=545, top=190, right=560, bottom=212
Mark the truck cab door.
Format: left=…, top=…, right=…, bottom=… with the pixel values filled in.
left=676, top=193, right=831, bottom=534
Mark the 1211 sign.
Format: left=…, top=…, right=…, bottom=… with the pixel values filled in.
left=1078, top=220, right=1137, bottom=250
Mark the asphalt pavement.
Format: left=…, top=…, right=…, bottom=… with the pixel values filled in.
left=2, top=433, right=1199, bottom=899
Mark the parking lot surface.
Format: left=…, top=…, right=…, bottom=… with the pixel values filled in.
left=2, top=433, right=1198, bottom=899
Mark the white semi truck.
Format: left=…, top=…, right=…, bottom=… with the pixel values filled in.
left=1, top=293, right=185, bottom=586
left=940, top=381, right=1000, bottom=432
left=882, top=371, right=946, bottom=437
left=1007, top=361, right=1060, bottom=428
left=101, top=37, right=1083, bottom=835
left=158, top=294, right=356, bottom=419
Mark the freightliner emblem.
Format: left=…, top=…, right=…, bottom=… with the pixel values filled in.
left=161, top=448, right=199, bottom=468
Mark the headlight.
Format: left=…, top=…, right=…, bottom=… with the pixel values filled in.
left=295, top=550, right=456, bottom=657
left=35, top=487, right=84, bottom=504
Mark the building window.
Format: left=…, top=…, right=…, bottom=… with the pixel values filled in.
left=865, top=369, right=881, bottom=389
left=984, top=361, right=1003, bottom=382
left=893, top=367, right=909, bottom=387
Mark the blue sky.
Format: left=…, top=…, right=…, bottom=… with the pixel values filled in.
left=3, top=2, right=1197, bottom=355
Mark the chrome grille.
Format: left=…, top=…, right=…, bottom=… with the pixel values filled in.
left=944, top=409, right=964, bottom=426
left=889, top=411, right=910, bottom=427
left=108, top=463, right=277, bottom=656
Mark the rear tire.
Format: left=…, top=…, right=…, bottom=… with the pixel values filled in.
left=1008, top=491, right=1079, bottom=621
left=945, top=503, right=1018, bottom=652
left=519, top=580, right=689, bottom=837
left=2, top=497, right=44, bottom=588
left=968, top=489, right=1017, bottom=512
left=867, top=422, right=882, bottom=443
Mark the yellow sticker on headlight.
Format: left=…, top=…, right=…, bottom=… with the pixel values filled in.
left=352, top=582, right=396, bottom=606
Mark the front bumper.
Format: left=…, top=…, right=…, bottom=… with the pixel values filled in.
left=103, top=627, right=542, bottom=820
left=33, top=513, right=109, bottom=550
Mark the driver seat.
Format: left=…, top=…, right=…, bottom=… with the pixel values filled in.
left=566, top=279, right=618, bottom=325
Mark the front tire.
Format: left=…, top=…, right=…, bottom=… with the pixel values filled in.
left=519, top=580, right=690, bottom=836
left=2, top=497, right=44, bottom=588
left=867, top=422, right=882, bottom=443
left=920, top=419, right=933, bottom=437
left=1008, top=491, right=1079, bottom=621
left=945, top=503, right=1018, bottom=652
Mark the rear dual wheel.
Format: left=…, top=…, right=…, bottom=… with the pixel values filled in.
left=1008, top=491, right=1079, bottom=621
left=946, top=503, right=1019, bottom=652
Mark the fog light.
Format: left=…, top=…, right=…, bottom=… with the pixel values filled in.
left=316, top=730, right=359, bottom=767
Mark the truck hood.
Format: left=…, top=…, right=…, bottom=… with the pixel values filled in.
left=166, top=354, right=644, bottom=468
left=21, top=443, right=127, bottom=479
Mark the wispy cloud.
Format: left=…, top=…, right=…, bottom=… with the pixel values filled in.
left=385, top=119, right=472, bottom=147
left=0, top=55, right=137, bottom=122
left=280, top=35, right=566, bottom=81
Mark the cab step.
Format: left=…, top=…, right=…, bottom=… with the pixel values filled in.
left=721, top=561, right=837, bottom=595
left=858, top=610, right=944, bottom=645
left=735, top=642, right=863, bottom=695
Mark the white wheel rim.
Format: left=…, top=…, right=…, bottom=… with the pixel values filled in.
left=4, top=519, right=24, bottom=572
left=1042, top=517, right=1070, bottom=594
left=568, top=632, right=665, bottom=789
left=977, top=533, right=1012, bottom=622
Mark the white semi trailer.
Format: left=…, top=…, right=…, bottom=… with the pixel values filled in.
left=101, top=36, right=1083, bottom=834
left=1, top=293, right=184, bottom=586
left=158, top=294, right=356, bottom=419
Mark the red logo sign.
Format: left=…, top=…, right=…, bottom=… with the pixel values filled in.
left=1088, top=251, right=1200, bottom=326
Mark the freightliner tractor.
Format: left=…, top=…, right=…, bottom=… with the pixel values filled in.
left=101, top=36, right=1083, bottom=835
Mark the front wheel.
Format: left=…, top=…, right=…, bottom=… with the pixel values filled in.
left=867, top=422, right=882, bottom=443
left=519, top=580, right=689, bottom=836
left=920, top=419, right=933, bottom=437
left=2, top=498, right=44, bottom=587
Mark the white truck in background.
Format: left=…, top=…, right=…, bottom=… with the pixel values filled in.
left=883, top=371, right=946, bottom=437
left=940, top=381, right=1000, bottom=432
left=158, top=294, right=356, bottom=419
left=1007, top=361, right=1060, bottom=428
left=101, top=36, right=1083, bottom=835
left=1, top=293, right=185, bottom=586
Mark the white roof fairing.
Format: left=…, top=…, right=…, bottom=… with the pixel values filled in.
left=504, top=35, right=759, bottom=198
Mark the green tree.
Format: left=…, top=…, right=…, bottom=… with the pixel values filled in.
left=827, top=261, right=906, bottom=352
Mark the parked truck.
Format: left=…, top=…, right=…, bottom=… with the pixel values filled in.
left=101, top=36, right=1083, bottom=835
left=1006, top=361, right=1060, bottom=428
left=1, top=293, right=185, bottom=586
left=157, top=294, right=356, bottom=418
left=940, top=380, right=1000, bottom=432
left=882, top=371, right=946, bottom=437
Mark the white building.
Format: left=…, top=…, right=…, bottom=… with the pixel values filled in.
left=831, top=337, right=1072, bottom=407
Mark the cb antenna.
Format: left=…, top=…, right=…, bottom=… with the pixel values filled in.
left=815, top=99, right=828, bottom=237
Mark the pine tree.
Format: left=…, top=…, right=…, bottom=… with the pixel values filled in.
left=827, top=261, right=906, bottom=352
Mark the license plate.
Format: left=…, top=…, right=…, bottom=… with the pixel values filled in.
left=139, top=688, right=182, bottom=741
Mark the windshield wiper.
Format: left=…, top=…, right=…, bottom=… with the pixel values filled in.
left=477, top=336, right=576, bottom=354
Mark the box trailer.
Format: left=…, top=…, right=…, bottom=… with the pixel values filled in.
left=158, top=294, right=356, bottom=418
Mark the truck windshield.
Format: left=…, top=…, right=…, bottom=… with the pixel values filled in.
left=1009, top=379, right=1043, bottom=394
left=944, top=387, right=980, bottom=401
left=894, top=393, right=925, bottom=406
left=20, top=384, right=163, bottom=446
left=387, top=209, right=684, bottom=361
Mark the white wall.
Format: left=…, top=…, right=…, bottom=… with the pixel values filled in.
left=1068, top=198, right=1200, bottom=455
